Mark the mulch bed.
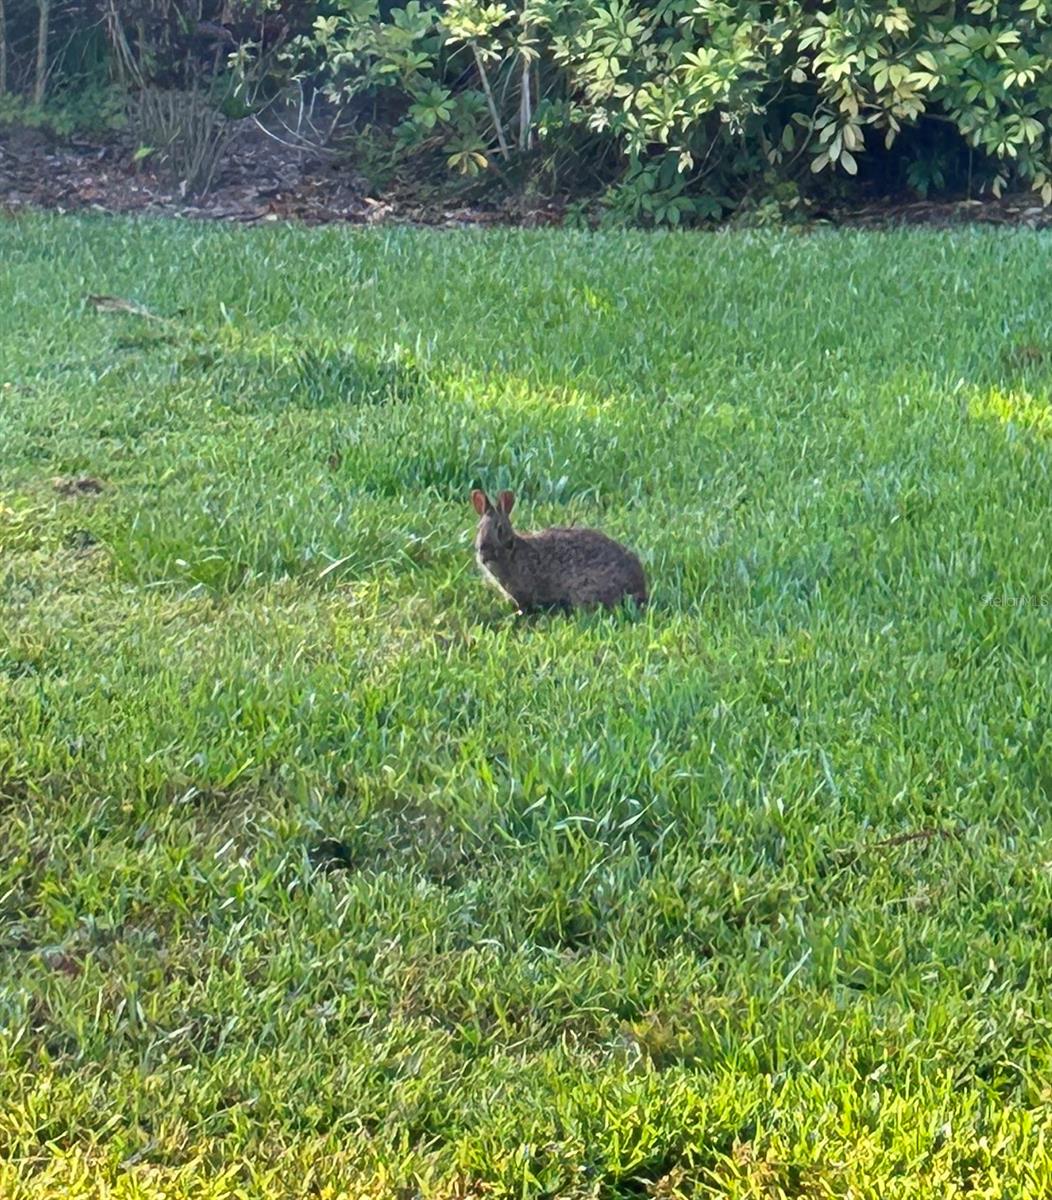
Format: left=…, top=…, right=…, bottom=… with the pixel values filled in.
left=0, top=123, right=561, bottom=227
left=3, top=122, right=1051, bottom=230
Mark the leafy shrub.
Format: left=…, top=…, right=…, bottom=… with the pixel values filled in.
left=5, top=0, right=1051, bottom=219
left=245, top=0, right=1052, bottom=221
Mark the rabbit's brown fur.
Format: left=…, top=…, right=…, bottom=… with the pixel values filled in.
left=471, top=489, right=647, bottom=613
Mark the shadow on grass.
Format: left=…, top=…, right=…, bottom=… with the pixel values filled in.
left=469, top=596, right=653, bottom=633
left=179, top=333, right=424, bottom=411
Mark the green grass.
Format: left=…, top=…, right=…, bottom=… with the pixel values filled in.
left=3, top=213, right=1052, bottom=1198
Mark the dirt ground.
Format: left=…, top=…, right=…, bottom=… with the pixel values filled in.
left=0, top=121, right=561, bottom=227
left=3, top=120, right=1051, bottom=231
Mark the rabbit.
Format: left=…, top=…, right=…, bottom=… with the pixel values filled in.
left=471, top=489, right=648, bottom=613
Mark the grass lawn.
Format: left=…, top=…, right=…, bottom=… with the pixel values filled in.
left=3, top=213, right=1052, bottom=1198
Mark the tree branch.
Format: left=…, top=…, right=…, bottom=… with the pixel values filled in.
left=472, top=44, right=509, bottom=158
left=34, top=0, right=50, bottom=105
left=0, top=0, right=7, bottom=96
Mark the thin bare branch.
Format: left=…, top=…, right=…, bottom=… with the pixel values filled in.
left=519, top=54, right=532, bottom=151
left=34, top=0, right=49, bottom=105
left=0, top=0, right=7, bottom=96
left=473, top=44, right=509, bottom=159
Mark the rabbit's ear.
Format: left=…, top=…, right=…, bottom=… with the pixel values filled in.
left=471, top=490, right=491, bottom=516
left=497, top=490, right=515, bottom=515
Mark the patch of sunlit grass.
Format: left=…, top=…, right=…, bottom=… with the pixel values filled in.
left=970, top=386, right=1052, bottom=437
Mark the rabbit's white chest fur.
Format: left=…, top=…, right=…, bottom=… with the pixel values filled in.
left=476, top=551, right=515, bottom=603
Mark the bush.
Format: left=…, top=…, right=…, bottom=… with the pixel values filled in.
left=245, top=0, right=1052, bottom=221
left=0, top=2, right=318, bottom=193
left=128, top=86, right=234, bottom=195
left=0, top=2, right=316, bottom=120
